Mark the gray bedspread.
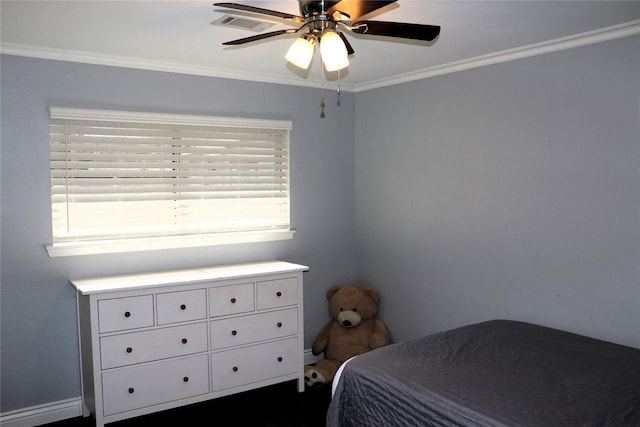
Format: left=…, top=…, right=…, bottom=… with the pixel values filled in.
left=327, top=320, right=640, bottom=426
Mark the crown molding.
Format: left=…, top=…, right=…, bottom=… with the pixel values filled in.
left=352, top=19, right=640, bottom=92
left=1, top=20, right=638, bottom=93
left=0, top=42, right=352, bottom=90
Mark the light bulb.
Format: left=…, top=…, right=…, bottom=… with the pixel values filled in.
left=285, top=36, right=315, bottom=69
left=320, top=31, right=349, bottom=72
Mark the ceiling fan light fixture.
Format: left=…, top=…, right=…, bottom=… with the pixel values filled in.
left=319, top=30, right=349, bottom=72
left=216, top=1, right=441, bottom=117
left=285, top=35, right=316, bottom=69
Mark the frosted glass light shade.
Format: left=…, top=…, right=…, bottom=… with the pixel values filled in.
left=285, top=37, right=315, bottom=69
left=320, top=31, right=349, bottom=72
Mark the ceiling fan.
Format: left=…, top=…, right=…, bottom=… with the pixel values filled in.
left=214, top=1, right=440, bottom=116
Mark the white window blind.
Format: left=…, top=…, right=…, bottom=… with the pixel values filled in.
left=49, top=108, right=291, bottom=247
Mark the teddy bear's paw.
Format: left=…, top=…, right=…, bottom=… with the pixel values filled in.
left=304, top=367, right=327, bottom=388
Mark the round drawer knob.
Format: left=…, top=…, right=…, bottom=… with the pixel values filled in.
left=183, top=376, right=189, bottom=382
left=124, top=311, right=131, bottom=318
left=181, top=338, right=188, bottom=344
left=126, top=347, right=133, bottom=353
left=276, top=291, right=282, bottom=297
left=277, top=322, right=283, bottom=328
left=231, top=330, right=237, bottom=336
left=277, top=356, right=283, bottom=362
left=128, top=387, right=134, bottom=394
left=180, top=304, right=186, bottom=310
left=230, top=297, right=237, bottom=304
left=232, top=366, right=238, bottom=372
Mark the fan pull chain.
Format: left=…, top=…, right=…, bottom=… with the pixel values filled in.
left=320, top=61, right=326, bottom=118
left=337, top=68, right=341, bottom=106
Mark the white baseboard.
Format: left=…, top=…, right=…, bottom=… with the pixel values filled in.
left=0, top=397, right=83, bottom=427
left=2, top=349, right=322, bottom=426
left=304, top=348, right=322, bottom=365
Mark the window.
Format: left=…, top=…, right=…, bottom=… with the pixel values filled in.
left=47, top=108, right=293, bottom=257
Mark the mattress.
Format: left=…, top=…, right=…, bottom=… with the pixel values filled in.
left=327, top=319, right=640, bottom=426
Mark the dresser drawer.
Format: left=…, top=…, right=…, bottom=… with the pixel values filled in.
left=210, top=308, right=297, bottom=350
left=209, top=283, right=254, bottom=317
left=102, top=354, right=210, bottom=416
left=257, top=278, right=298, bottom=310
left=157, top=289, right=206, bottom=325
left=100, top=323, right=208, bottom=369
left=98, top=295, right=154, bottom=333
left=211, top=338, right=298, bottom=391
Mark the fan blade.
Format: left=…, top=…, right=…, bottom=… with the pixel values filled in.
left=214, top=2, right=305, bottom=23
left=328, top=0, right=397, bottom=21
left=339, top=31, right=355, bottom=55
left=222, top=29, right=298, bottom=45
left=351, top=20, right=440, bottom=41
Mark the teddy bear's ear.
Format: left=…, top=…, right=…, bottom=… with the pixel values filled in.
left=363, top=286, right=380, bottom=304
left=326, top=286, right=342, bottom=300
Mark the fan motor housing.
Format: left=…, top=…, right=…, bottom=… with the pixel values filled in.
left=299, top=0, right=341, bottom=17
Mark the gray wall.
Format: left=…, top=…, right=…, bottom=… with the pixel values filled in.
left=0, top=55, right=356, bottom=411
left=354, top=35, right=640, bottom=348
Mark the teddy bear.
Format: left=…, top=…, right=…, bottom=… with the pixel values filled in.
left=304, top=284, right=389, bottom=388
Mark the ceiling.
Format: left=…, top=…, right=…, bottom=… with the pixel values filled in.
left=2, top=1, right=639, bottom=91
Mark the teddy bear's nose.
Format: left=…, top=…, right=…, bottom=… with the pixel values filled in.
left=342, top=320, right=352, bottom=327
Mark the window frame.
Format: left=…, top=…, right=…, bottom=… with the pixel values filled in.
left=46, top=107, right=294, bottom=257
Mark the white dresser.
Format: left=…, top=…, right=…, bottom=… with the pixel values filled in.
left=71, top=261, right=308, bottom=427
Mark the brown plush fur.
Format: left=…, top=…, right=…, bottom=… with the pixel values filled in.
left=304, top=284, right=389, bottom=388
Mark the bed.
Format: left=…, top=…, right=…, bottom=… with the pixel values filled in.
left=327, top=319, right=640, bottom=426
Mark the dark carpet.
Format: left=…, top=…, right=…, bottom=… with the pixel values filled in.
left=43, top=381, right=332, bottom=427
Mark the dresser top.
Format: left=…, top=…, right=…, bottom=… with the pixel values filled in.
left=70, top=261, right=309, bottom=295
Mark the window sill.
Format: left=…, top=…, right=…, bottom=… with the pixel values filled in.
left=45, top=230, right=295, bottom=258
